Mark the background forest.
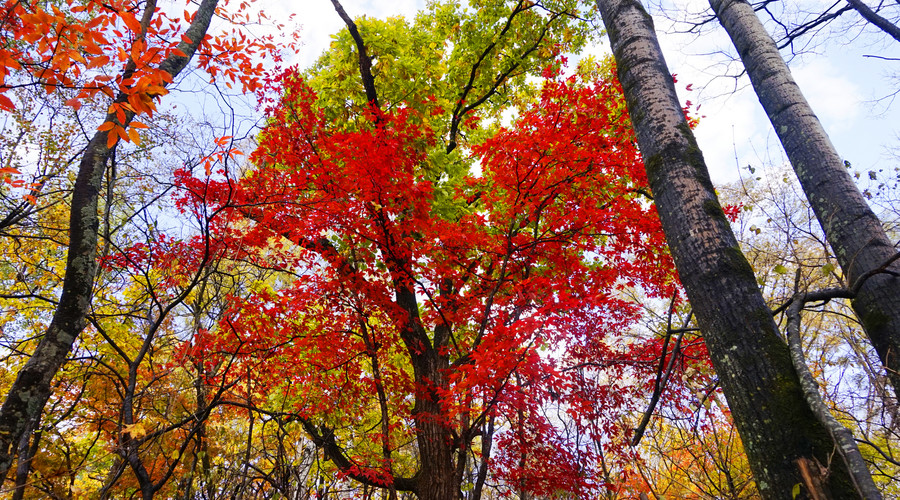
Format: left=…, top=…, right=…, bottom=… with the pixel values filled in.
left=0, top=0, right=898, bottom=499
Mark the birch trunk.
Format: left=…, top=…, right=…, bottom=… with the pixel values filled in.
left=594, top=0, right=859, bottom=497
left=709, top=0, right=900, bottom=398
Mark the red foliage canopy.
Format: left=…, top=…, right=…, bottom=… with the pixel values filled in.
left=173, top=65, right=694, bottom=494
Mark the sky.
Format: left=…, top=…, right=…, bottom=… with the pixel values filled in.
left=650, top=0, right=900, bottom=183
left=256, top=0, right=900, bottom=185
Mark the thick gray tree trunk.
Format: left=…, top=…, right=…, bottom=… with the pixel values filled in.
left=0, top=0, right=221, bottom=481
left=594, top=0, right=860, bottom=497
left=709, top=0, right=900, bottom=398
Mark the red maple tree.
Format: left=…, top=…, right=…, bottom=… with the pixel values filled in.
left=175, top=64, right=688, bottom=497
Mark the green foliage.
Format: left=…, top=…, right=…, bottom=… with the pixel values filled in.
left=300, top=1, right=595, bottom=227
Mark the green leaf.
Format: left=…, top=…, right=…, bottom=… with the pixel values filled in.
left=774, top=264, right=788, bottom=275
left=792, top=483, right=801, bottom=499
left=821, top=262, right=835, bottom=276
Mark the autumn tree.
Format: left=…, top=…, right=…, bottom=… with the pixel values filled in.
left=635, top=400, right=757, bottom=498
left=170, top=1, right=698, bottom=498
left=0, top=0, right=279, bottom=487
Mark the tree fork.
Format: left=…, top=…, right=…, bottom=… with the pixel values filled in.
left=594, top=0, right=860, bottom=496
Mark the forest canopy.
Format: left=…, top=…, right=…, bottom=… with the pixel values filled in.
left=0, top=0, right=898, bottom=499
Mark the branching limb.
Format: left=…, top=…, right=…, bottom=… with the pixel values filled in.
left=296, top=417, right=418, bottom=493
left=786, top=289, right=882, bottom=500
left=846, top=0, right=900, bottom=43
left=631, top=300, right=692, bottom=446
left=851, top=251, right=900, bottom=294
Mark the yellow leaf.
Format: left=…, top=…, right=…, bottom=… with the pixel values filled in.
left=121, top=422, right=147, bottom=439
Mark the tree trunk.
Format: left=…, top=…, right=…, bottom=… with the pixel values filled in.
left=709, top=0, right=900, bottom=398
left=0, top=0, right=221, bottom=480
left=409, top=345, right=458, bottom=500
left=594, top=0, right=861, bottom=497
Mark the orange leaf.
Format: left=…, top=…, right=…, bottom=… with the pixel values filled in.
left=130, top=39, right=145, bottom=63
left=130, top=121, right=149, bottom=129
left=120, top=12, right=142, bottom=34
left=86, top=55, right=110, bottom=69
left=181, top=34, right=193, bottom=44
left=106, top=131, right=118, bottom=149
left=128, top=127, right=141, bottom=146
left=69, top=50, right=86, bottom=65
left=97, top=121, right=115, bottom=132
left=64, top=98, right=82, bottom=110
left=85, top=16, right=104, bottom=29
left=0, top=167, right=20, bottom=175
left=146, top=85, right=167, bottom=97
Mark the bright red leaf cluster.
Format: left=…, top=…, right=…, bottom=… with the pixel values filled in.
left=0, top=0, right=285, bottom=148
left=171, top=65, right=695, bottom=494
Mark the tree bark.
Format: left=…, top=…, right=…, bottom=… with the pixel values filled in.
left=594, top=0, right=860, bottom=497
left=412, top=382, right=458, bottom=500
left=0, top=0, right=221, bottom=480
left=709, top=0, right=900, bottom=398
